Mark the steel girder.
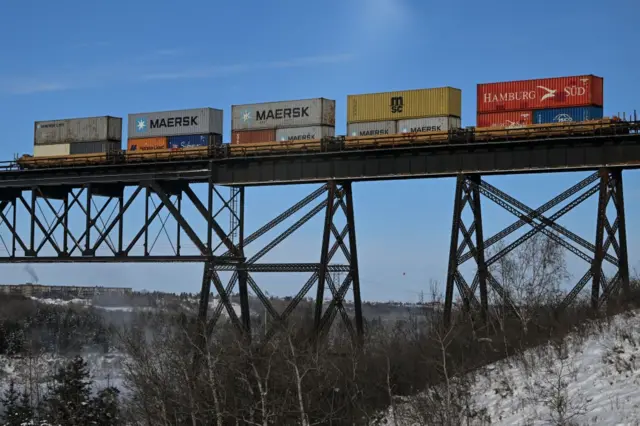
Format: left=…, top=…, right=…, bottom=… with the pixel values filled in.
left=444, top=168, right=630, bottom=326
left=0, top=180, right=244, bottom=263
left=198, top=181, right=363, bottom=346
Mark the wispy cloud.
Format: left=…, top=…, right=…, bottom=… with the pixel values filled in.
left=0, top=52, right=354, bottom=94
left=71, top=41, right=112, bottom=48
left=141, top=53, right=354, bottom=81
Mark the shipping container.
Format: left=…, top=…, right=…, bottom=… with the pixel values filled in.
left=476, top=111, right=533, bottom=128
left=477, top=75, right=603, bottom=113
left=70, top=141, right=121, bottom=155
left=347, top=121, right=397, bottom=137
left=34, top=144, right=71, bottom=157
left=128, top=108, right=223, bottom=138
left=231, top=98, right=335, bottom=131
left=275, top=125, right=335, bottom=142
left=532, top=106, right=603, bottom=124
left=398, top=116, right=462, bottom=133
left=167, top=134, right=222, bottom=149
left=231, top=129, right=277, bottom=144
left=34, top=116, right=122, bottom=145
left=127, top=137, right=168, bottom=152
left=347, top=87, right=461, bottom=123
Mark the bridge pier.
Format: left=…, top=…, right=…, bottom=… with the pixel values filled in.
left=444, top=168, right=631, bottom=327
left=195, top=180, right=362, bottom=346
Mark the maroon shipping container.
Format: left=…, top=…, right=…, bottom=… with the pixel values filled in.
left=477, top=75, right=603, bottom=113
left=476, top=111, right=533, bottom=128
left=231, top=129, right=276, bottom=144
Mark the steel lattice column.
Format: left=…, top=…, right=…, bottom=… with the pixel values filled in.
left=444, top=169, right=631, bottom=326
left=445, top=174, right=490, bottom=326
left=192, top=181, right=361, bottom=346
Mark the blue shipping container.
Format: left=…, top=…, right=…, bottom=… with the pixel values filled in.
left=532, top=107, right=603, bottom=124
left=168, top=134, right=222, bottom=149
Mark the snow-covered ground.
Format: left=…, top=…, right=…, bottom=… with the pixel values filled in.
left=28, top=295, right=244, bottom=316
left=377, top=309, right=640, bottom=425
left=0, top=350, right=128, bottom=398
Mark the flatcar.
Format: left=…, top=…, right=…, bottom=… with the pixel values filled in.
left=15, top=117, right=632, bottom=170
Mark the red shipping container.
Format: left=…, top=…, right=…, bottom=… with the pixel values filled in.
left=231, top=129, right=276, bottom=144
left=477, top=75, right=603, bottom=113
left=476, top=111, right=533, bottom=128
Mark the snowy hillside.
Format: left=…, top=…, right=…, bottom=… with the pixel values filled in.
left=377, top=309, right=640, bottom=425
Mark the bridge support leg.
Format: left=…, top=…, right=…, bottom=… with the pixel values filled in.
left=444, top=169, right=631, bottom=320
left=590, top=168, right=630, bottom=309
left=313, top=180, right=362, bottom=345
left=444, top=174, right=489, bottom=327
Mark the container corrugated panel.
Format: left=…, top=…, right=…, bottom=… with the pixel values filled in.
left=347, top=87, right=461, bottom=123
left=532, top=106, right=604, bottom=124
left=476, top=111, right=533, bottom=128
left=347, top=121, right=397, bottom=137
left=231, top=129, right=277, bottom=144
left=70, top=141, right=121, bottom=155
left=397, top=116, right=461, bottom=133
left=168, top=134, right=223, bottom=149
left=275, top=125, right=335, bottom=142
left=477, top=75, right=603, bottom=113
left=231, top=98, right=335, bottom=131
left=128, top=108, right=223, bottom=138
left=127, top=137, right=168, bottom=152
left=34, top=144, right=71, bottom=157
left=34, top=116, right=122, bottom=145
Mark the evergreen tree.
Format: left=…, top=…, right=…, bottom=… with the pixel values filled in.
left=1, top=380, right=22, bottom=426
left=89, top=387, right=121, bottom=425
left=16, top=389, right=34, bottom=424
left=42, top=355, right=93, bottom=425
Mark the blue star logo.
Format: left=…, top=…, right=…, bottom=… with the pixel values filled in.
left=136, top=118, right=148, bottom=132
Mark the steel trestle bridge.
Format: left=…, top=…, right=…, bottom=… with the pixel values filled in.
left=1, top=124, right=640, bottom=344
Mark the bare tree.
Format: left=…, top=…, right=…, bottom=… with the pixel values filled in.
left=488, top=232, right=569, bottom=332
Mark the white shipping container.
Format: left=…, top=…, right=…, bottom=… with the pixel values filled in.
left=34, top=116, right=122, bottom=145
left=347, top=121, right=397, bottom=137
left=34, top=144, right=71, bottom=157
left=232, top=98, right=335, bottom=131
left=397, top=116, right=461, bottom=133
left=275, top=126, right=335, bottom=142
left=128, top=108, right=223, bottom=138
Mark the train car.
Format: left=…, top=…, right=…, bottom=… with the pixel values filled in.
left=17, top=152, right=117, bottom=169
left=474, top=117, right=628, bottom=142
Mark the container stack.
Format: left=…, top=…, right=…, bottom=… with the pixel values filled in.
left=126, top=108, right=223, bottom=152
left=230, top=98, right=336, bottom=144
left=346, top=87, right=462, bottom=137
left=33, top=116, right=122, bottom=157
left=476, top=75, right=604, bottom=128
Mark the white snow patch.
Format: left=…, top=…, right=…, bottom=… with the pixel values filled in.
left=376, top=310, right=640, bottom=425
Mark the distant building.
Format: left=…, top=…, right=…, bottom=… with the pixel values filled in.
left=0, top=283, right=132, bottom=298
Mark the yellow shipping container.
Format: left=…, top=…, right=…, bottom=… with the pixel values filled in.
left=347, top=87, right=461, bottom=123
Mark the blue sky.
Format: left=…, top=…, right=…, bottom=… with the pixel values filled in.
left=0, top=0, right=639, bottom=303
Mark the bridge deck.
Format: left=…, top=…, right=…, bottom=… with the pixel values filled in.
left=0, top=132, right=639, bottom=189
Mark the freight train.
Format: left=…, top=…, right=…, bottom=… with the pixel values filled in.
left=13, top=74, right=637, bottom=170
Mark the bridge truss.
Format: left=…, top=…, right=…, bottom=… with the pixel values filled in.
left=1, top=128, right=639, bottom=343
left=0, top=174, right=363, bottom=344
left=444, top=167, right=631, bottom=326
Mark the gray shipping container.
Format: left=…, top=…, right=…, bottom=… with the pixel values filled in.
left=347, top=121, right=397, bottom=137
left=34, top=116, right=122, bottom=145
left=70, top=141, right=122, bottom=155
left=128, top=107, right=223, bottom=138
left=275, top=125, right=335, bottom=142
left=397, top=116, right=461, bottom=133
left=232, top=98, right=335, bottom=131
